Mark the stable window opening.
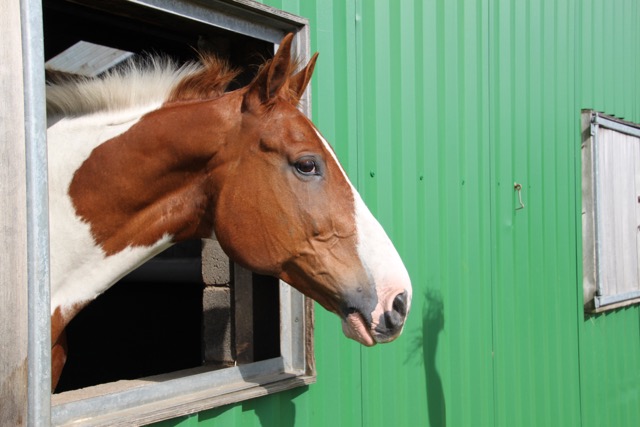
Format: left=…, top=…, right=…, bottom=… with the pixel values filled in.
left=42, top=1, right=314, bottom=425
left=582, top=110, right=640, bottom=312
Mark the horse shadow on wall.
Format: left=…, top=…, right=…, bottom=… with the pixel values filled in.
left=408, top=289, right=446, bottom=427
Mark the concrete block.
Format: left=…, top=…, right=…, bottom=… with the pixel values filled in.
left=202, top=286, right=233, bottom=364
left=201, top=238, right=230, bottom=286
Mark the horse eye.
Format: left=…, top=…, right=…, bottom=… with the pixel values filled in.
left=295, top=159, right=317, bottom=175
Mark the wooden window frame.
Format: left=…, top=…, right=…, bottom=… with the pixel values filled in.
left=581, top=109, right=640, bottom=313
left=3, top=1, right=316, bottom=426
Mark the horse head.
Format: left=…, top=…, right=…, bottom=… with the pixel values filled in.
left=210, top=34, right=412, bottom=346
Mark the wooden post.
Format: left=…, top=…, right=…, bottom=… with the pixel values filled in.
left=0, top=1, right=29, bottom=425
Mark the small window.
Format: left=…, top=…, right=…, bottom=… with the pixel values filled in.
left=582, top=110, right=640, bottom=312
left=43, top=0, right=315, bottom=425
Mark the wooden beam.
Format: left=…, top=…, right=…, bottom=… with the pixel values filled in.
left=0, top=2, right=29, bottom=425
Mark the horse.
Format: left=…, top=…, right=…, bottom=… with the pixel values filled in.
left=46, top=33, right=412, bottom=390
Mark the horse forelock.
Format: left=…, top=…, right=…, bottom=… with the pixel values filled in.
left=45, top=54, right=240, bottom=118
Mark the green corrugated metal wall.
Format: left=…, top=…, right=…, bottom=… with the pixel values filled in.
left=154, top=0, right=640, bottom=426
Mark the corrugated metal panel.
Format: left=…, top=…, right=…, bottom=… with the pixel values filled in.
left=355, top=1, right=493, bottom=427
left=489, top=0, right=582, bottom=426
left=591, top=126, right=640, bottom=306
left=150, top=1, right=640, bottom=426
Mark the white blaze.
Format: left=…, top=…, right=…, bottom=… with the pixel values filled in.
left=353, top=191, right=412, bottom=331
left=313, top=128, right=412, bottom=341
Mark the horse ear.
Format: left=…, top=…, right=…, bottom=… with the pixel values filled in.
left=288, top=52, right=318, bottom=106
left=243, top=33, right=295, bottom=111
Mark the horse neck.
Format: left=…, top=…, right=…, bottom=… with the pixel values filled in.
left=76, top=97, right=243, bottom=251
left=48, top=95, right=241, bottom=318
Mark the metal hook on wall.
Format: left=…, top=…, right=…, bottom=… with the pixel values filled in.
left=514, top=183, right=525, bottom=210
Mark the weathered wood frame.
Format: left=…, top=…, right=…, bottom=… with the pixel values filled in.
left=0, top=4, right=30, bottom=424
left=1, top=1, right=315, bottom=426
left=1, top=1, right=51, bottom=426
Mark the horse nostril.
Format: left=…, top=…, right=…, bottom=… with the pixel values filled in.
left=382, top=291, right=408, bottom=333
left=392, top=291, right=408, bottom=317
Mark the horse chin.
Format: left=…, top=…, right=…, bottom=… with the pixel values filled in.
left=341, top=311, right=376, bottom=347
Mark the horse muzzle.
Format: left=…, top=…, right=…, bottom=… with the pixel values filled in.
left=341, top=290, right=410, bottom=346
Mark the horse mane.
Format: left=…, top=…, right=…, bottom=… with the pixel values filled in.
left=45, top=54, right=241, bottom=118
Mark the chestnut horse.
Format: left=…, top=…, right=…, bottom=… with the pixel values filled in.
left=46, top=34, right=412, bottom=389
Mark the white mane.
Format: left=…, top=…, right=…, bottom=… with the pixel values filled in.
left=46, top=57, right=203, bottom=118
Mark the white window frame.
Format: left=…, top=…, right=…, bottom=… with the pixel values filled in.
left=582, top=110, right=640, bottom=312
left=13, top=1, right=316, bottom=425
